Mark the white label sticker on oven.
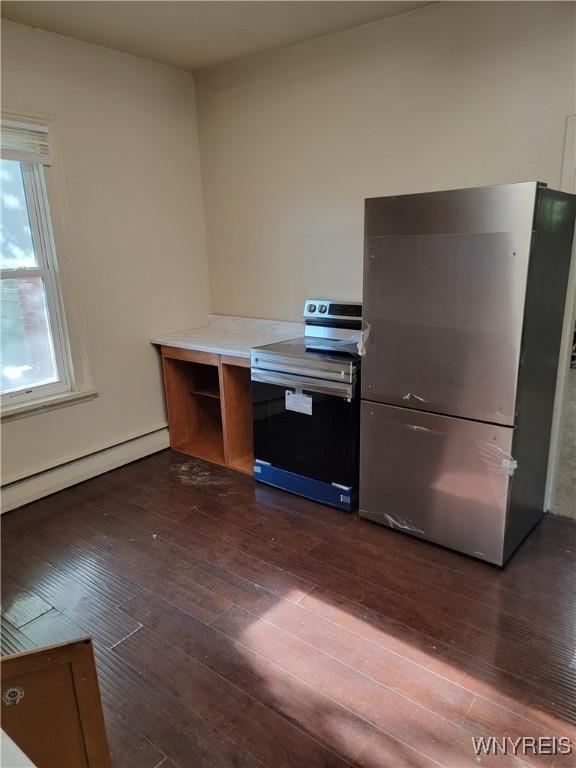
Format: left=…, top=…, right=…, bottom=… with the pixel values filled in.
left=285, top=390, right=312, bottom=415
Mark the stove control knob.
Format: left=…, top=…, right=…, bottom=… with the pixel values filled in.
left=307, top=303, right=317, bottom=313
left=318, top=304, right=328, bottom=313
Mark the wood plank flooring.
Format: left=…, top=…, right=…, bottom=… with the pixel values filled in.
left=1, top=450, right=575, bottom=768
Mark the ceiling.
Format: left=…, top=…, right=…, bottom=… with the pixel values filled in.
left=1, top=1, right=431, bottom=72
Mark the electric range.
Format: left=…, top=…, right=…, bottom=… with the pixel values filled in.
left=250, top=299, right=362, bottom=511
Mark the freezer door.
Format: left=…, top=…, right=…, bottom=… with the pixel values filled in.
left=359, top=402, right=514, bottom=565
left=362, top=231, right=531, bottom=425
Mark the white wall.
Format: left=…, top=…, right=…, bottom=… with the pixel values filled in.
left=2, top=2, right=575, bottom=493
left=196, top=1, right=576, bottom=321
left=1, top=20, right=211, bottom=484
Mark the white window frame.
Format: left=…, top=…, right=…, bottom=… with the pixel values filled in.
left=1, top=159, right=74, bottom=405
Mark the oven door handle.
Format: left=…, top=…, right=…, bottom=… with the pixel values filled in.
left=251, top=369, right=353, bottom=399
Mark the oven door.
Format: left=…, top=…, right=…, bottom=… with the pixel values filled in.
left=251, top=369, right=359, bottom=487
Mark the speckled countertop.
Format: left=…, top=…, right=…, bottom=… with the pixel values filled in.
left=151, top=314, right=303, bottom=358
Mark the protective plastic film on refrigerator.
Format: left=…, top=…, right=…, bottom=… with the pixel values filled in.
left=359, top=182, right=576, bottom=565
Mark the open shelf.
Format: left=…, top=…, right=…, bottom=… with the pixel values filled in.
left=187, top=363, right=221, bottom=398
left=160, top=347, right=253, bottom=474
left=221, top=363, right=253, bottom=474
left=172, top=392, right=225, bottom=464
left=173, top=440, right=225, bottom=464
left=228, top=453, right=254, bottom=475
left=162, top=356, right=225, bottom=465
left=188, top=388, right=221, bottom=399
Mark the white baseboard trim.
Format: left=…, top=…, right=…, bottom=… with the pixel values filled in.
left=1, top=427, right=170, bottom=514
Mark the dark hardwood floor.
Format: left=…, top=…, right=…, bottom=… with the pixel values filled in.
left=2, top=450, right=575, bottom=768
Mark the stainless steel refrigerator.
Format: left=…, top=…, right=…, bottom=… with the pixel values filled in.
left=359, top=182, right=576, bottom=565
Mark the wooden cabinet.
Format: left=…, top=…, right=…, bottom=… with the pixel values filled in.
left=1, top=638, right=110, bottom=768
left=161, top=346, right=253, bottom=474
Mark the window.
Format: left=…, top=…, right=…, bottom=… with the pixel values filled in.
left=1, top=120, right=73, bottom=405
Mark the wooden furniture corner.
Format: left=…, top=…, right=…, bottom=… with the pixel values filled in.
left=1, top=637, right=111, bottom=767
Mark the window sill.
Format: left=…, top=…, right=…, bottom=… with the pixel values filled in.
left=1, top=388, right=98, bottom=421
